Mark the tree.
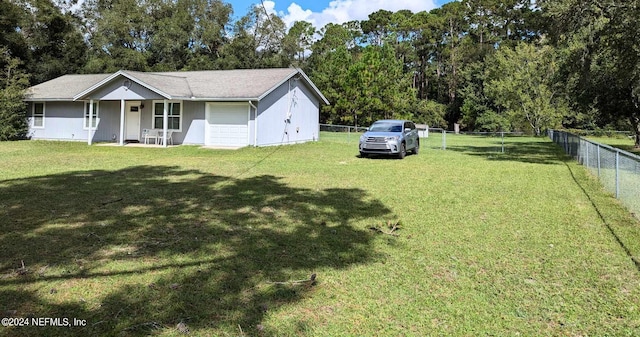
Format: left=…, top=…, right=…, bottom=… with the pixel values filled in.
left=459, top=62, right=510, bottom=131
left=307, top=21, right=416, bottom=126
left=412, top=2, right=470, bottom=127
left=361, top=9, right=394, bottom=46
left=0, top=0, right=87, bottom=84
left=413, top=100, right=447, bottom=127
left=348, top=44, right=415, bottom=125
left=146, top=0, right=194, bottom=71
left=24, top=0, right=88, bottom=83
left=218, top=4, right=288, bottom=69
left=0, top=0, right=29, bottom=64
left=282, top=21, right=315, bottom=68
left=485, top=42, right=565, bottom=135
left=541, top=0, right=640, bottom=147
left=307, top=22, right=361, bottom=124
left=82, top=0, right=151, bottom=72
left=0, top=48, right=30, bottom=140
left=310, top=45, right=354, bottom=124
left=184, top=0, right=233, bottom=70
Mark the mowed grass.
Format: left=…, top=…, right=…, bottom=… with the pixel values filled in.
left=1, top=134, right=640, bottom=336
left=587, top=135, right=640, bottom=154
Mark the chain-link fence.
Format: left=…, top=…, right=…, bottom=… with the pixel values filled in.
left=549, top=130, right=640, bottom=217
left=423, top=129, right=526, bottom=152
left=319, top=124, right=368, bottom=143
left=320, top=124, right=528, bottom=153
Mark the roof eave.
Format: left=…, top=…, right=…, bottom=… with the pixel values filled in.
left=256, top=68, right=330, bottom=105
left=24, top=98, right=75, bottom=102
left=185, top=97, right=259, bottom=102
left=297, top=69, right=330, bottom=105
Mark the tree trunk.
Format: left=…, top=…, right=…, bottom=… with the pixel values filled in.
left=631, top=115, right=640, bottom=148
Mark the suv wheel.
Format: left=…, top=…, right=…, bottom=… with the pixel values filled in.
left=398, top=143, right=406, bottom=159
left=413, top=140, right=420, bottom=155
left=360, top=152, right=368, bottom=158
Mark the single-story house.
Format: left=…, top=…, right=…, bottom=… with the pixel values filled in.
left=24, top=68, right=329, bottom=147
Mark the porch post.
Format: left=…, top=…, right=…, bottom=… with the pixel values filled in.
left=119, top=99, right=125, bottom=145
left=88, top=99, right=94, bottom=145
left=163, top=99, right=168, bottom=148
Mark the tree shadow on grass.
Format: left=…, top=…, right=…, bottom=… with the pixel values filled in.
left=0, top=166, right=392, bottom=336
left=446, top=139, right=570, bottom=165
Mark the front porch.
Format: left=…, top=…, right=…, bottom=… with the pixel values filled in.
left=85, top=99, right=177, bottom=147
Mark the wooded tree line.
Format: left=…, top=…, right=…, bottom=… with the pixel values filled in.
left=1, top=0, right=639, bottom=145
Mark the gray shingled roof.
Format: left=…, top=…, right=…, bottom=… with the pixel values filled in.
left=25, top=68, right=327, bottom=103
left=26, top=74, right=111, bottom=101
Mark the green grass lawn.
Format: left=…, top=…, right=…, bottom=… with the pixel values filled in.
left=586, top=135, right=640, bottom=154
left=1, top=135, right=640, bottom=336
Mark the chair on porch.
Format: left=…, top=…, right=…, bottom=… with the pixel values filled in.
left=143, top=129, right=159, bottom=144
left=159, top=130, right=173, bottom=145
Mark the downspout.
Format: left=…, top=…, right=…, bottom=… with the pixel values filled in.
left=249, top=101, right=258, bottom=146
left=88, top=99, right=94, bottom=145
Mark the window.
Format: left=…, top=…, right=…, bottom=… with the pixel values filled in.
left=32, top=102, right=45, bottom=128
left=152, top=101, right=182, bottom=131
left=84, top=102, right=99, bottom=129
left=404, top=122, right=415, bottom=131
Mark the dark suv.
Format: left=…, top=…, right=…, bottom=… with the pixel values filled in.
left=358, top=120, right=420, bottom=159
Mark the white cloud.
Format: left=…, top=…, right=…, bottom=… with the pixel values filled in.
left=261, top=1, right=277, bottom=14
left=273, top=0, right=439, bottom=29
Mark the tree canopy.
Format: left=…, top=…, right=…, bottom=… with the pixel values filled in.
left=1, top=0, right=639, bottom=143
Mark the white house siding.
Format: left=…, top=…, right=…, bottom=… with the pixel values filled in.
left=89, top=80, right=164, bottom=102
left=27, top=100, right=208, bottom=145
left=248, top=104, right=257, bottom=146
left=27, top=100, right=139, bottom=143
left=181, top=101, right=206, bottom=145
left=92, top=101, right=124, bottom=142
left=256, top=79, right=320, bottom=146
left=28, top=101, right=81, bottom=141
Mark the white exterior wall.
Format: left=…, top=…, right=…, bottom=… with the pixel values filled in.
left=180, top=101, right=206, bottom=145
left=28, top=101, right=120, bottom=142
left=256, top=79, right=320, bottom=146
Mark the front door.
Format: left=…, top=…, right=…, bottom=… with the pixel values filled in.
left=125, top=101, right=141, bottom=141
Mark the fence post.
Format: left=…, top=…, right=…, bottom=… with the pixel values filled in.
left=442, top=129, right=446, bottom=150
left=585, top=140, right=589, bottom=167
left=597, top=144, right=601, bottom=178
left=549, top=130, right=640, bottom=219
left=501, top=132, right=505, bottom=153
left=615, top=150, right=620, bottom=198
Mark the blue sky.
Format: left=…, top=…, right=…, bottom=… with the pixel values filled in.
left=227, top=0, right=454, bottom=28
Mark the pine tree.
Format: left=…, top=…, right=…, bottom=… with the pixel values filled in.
left=0, top=48, right=30, bottom=140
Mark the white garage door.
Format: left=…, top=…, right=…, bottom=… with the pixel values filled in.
left=206, top=103, right=249, bottom=146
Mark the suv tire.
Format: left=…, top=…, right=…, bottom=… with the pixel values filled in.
left=398, top=143, right=406, bottom=159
